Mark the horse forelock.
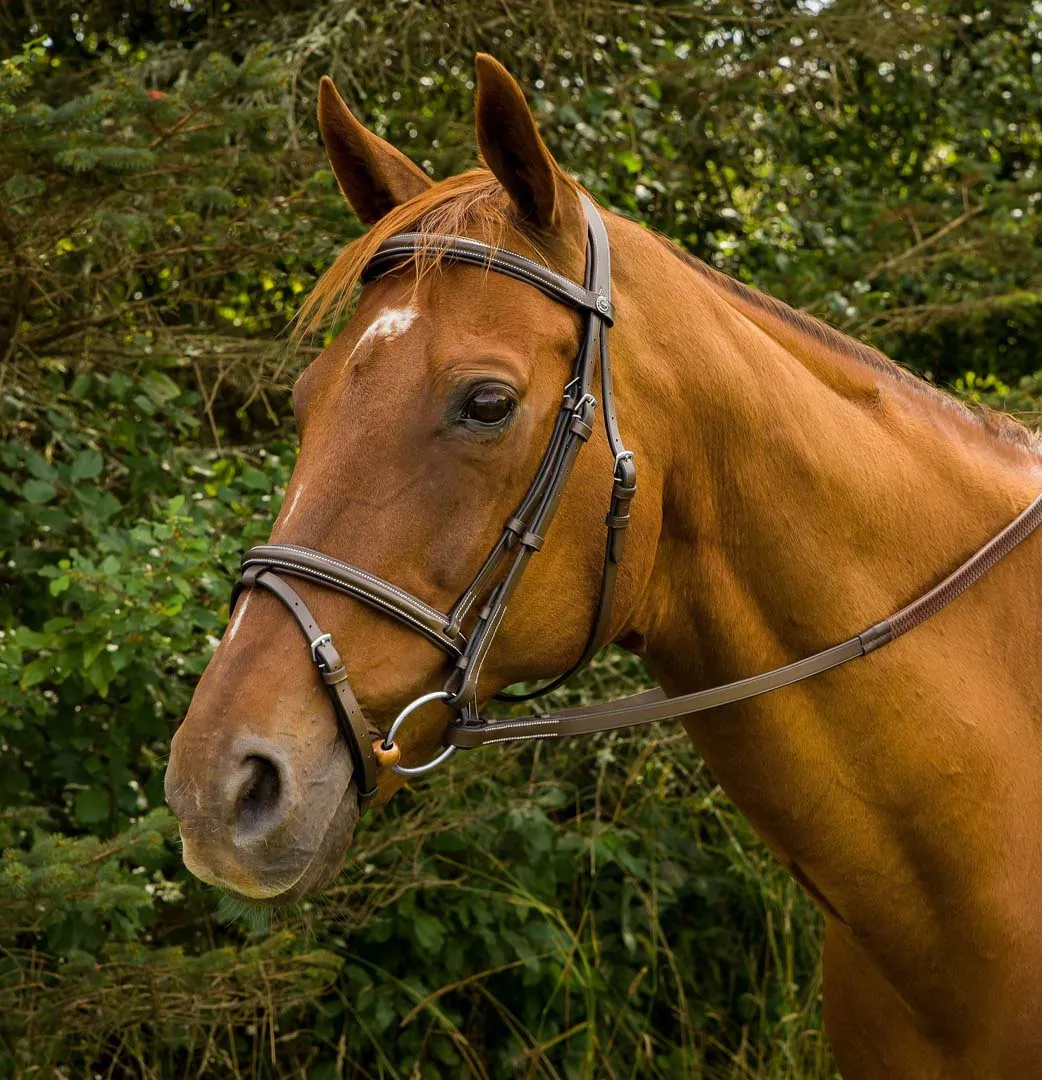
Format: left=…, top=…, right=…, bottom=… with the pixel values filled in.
left=296, top=168, right=576, bottom=340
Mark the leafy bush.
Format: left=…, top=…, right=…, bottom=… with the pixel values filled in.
left=0, top=366, right=294, bottom=833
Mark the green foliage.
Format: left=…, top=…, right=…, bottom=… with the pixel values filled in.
left=275, top=0, right=1042, bottom=383
left=3, top=2, right=1042, bottom=1077
left=0, top=365, right=294, bottom=835
left=0, top=30, right=340, bottom=421
left=0, top=808, right=174, bottom=953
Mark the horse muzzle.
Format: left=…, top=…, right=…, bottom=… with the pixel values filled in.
left=165, top=725, right=360, bottom=901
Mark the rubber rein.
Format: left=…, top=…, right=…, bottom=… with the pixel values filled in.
left=231, top=193, right=1042, bottom=805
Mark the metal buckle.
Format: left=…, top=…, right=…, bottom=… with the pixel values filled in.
left=614, top=449, right=634, bottom=471
left=309, top=632, right=333, bottom=662
left=573, top=392, right=597, bottom=422
left=381, top=690, right=458, bottom=777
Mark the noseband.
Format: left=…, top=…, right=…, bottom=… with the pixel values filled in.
left=231, top=193, right=1042, bottom=806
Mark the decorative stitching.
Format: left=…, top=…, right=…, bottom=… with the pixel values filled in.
left=242, top=558, right=463, bottom=655
left=463, top=602, right=508, bottom=702
left=245, top=546, right=448, bottom=624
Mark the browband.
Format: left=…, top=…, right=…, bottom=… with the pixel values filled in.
left=362, top=233, right=615, bottom=324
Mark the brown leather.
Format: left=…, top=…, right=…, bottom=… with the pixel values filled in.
left=494, top=203, right=633, bottom=703
left=886, top=492, right=1042, bottom=638
left=233, top=192, right=630, bottom=797
left=448, top=640, right=866, bottom=747
left=241, top=545, right=464, bottom=656
left=362, top=230, right=615, bottom=324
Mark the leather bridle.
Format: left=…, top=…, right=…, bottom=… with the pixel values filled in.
left=230, top=192, right=1042, bottom=806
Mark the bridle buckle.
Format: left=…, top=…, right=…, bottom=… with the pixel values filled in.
left=309, top=632, right=333, bottom=662
left=614, top=449, right=634, bottom=472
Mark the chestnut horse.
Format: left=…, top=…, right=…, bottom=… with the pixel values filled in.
left=165, top=56, right=1042, bottom=1078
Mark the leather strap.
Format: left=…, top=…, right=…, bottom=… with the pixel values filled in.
left=228, top=183, right=1042, bottom=787
left=233, top=566, right=380, bottom=799
left=241, top=545, right=464, bottom=657
left=240, top=194, right=630, bottom=717
left=447, top=491, right=1042, bottom=748
left=449, top=636, right=871, bottom=747
left=494, top=193, right=634, bottom=702
left=231, top=194, right=629, bottom=793
left=363, top=232, right=614, bottom=324
left=886, top=492, right=1042, bottom=636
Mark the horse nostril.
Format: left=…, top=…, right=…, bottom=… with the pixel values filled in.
left=235, top=754, right=283, bottom=835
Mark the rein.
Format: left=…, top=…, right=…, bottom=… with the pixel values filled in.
left=231, top=194, right=1042, bottom=804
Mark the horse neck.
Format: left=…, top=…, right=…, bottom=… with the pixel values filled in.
left=611, top=215, right=1042, bottom=960
left=612, top=219, right=1042, bottom=683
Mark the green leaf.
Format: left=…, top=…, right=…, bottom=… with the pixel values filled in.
left=55, top=147, right=99, bottom=172
left=432, top=1038, right=461, bottom=1067
left=74, top=787, right=111, bottom=826
left=85, top=666, right=110, bottom=697
left=20, top=656, right=52, bottom=688
left=239, top=466, right=270, bottom=491
left=26, top=452, right=58, bottom=481
left=619, top=151, right=643, bottom=174
left=21, top=478, right=57, bottom=504
left=142, top=371, right=181, bottom=403
left=411, top=912, right=445, bottom=952
left=14, top=627, right=49, bottom=649
left=70, top=449, right=103, bottom=482
left=49, top=574, right=71, bottom=596
left=37, top=507, right=70, bottom=531
left=82, top=639, right=107, bottom=668
left=93, top=146, right=156, bottom=172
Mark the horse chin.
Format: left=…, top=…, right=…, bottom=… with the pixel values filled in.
left=221, top=778, right=361, bottom=906
left=288, top=786, right=361, bottom=900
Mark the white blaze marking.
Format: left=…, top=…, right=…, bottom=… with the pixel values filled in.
left=225, top=591, right=251, bottom=644
left=278, top=481, right=306, bottom=528
left=345, top=305, right=418, bottom=368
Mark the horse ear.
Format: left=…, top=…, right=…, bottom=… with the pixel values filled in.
left=317, top=76, right=433, bottom=225
left=474, top=54, right=565, bottom=229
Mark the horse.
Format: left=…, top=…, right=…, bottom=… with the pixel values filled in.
left=164, top=55, right=1042, bottom=1078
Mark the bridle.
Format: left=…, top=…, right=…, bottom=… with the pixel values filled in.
left=232, top=193, right=630, bottom=798
left=230, top=192, right=1042, bottom=805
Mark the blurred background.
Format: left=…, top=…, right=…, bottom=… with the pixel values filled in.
left=2, top=1, right=1040, bottom=1076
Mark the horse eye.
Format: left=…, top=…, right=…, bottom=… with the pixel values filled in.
left=461, top=387, right=516, bottom=426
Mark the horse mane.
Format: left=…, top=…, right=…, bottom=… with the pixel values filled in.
left=653, top=233, right=1041, bottom=455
